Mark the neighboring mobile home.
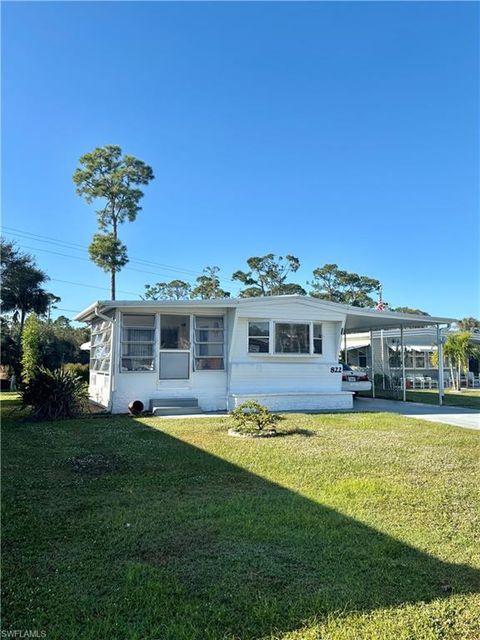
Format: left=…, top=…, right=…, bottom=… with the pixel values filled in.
left=74, top=296, right=452, bottom=414
left=346, top=327, right=480, bottom=386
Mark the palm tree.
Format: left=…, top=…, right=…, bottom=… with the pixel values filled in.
left=1, top=239, right=51, bottom=332
left=442, top=332, right=479, bottom=391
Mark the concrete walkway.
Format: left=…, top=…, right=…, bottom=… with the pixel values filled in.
left=353, top=397, right=480, bottom=430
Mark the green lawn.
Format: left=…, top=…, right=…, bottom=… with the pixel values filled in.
left=360, top=388, right=480, bottom=410
left=2, top=391, right=479, bottom=639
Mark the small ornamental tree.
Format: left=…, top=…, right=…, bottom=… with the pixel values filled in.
left=230, top=401, right=282, bottom=435
left=21, top=313, right=41, bottom=383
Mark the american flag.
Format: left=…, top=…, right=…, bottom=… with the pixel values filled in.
left=375, top=287, right=385, bottom=311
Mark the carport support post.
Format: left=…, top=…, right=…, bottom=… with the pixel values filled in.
left=400, top=325, right=406, bottom=402
left=370, top=329, right=375, bottom=398
left=437, top=324, right=445, bottom=406
left=344, top=331, right=348, bottom=365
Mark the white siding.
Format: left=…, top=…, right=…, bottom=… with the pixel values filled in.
left=228, top=317, right=344, bottom=393
left=228, top=392, right=352, bottom=411
left=89, top=373, right=111, bottom=407
left=111, top=370, right=227, bottom=413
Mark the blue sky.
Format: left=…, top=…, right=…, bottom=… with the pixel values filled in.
left=3, top=1, right=479, bottom=320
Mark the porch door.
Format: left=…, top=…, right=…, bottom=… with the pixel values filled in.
left=159, top=315, right=191, bottom=380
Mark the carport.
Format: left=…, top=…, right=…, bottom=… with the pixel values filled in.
left=342, top=307, right=454, bottom=405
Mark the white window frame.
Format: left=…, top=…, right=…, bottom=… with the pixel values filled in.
left=120, top=313, right=156, bottom=373
left=247, top=320, right=323, bottom=357
left=193, top=315, right=225, bottom=371
left=90, top=319, right=112, bottom=375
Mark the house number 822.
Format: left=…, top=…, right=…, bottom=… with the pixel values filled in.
left=330, top=366, right=342, bottom=373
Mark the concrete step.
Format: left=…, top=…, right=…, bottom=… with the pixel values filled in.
left=152, top=406, right=204, bottom=417
left=149, top=397, right=198, bottom=411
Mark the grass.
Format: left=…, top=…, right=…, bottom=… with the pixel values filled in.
left=2, top=391, right=479, bottom=639
left=360, top=388, right=480, bottom=410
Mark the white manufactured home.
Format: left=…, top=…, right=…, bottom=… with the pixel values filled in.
left=74, top=296, right=452, bottom=414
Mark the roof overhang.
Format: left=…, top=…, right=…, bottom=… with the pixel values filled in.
left=343, top=307, right=453, bottom=333
left=73, top=298, right=237, bottom=322
left=74, top=295, right=455, bottom=331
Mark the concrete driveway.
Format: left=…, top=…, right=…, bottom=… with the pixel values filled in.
left=353, top=396, right=480, bottom=430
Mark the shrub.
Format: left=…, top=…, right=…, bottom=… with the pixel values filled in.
left=19, top=367, right=88, bottom=421
left=64, top=363, right=89, bottom=383
left=230, top=400, right=282, bottom=434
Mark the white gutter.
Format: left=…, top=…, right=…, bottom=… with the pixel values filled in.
left=94, top=306, right=114, bottom=324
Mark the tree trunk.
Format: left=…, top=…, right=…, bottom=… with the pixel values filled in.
left=19, top=308, right=26, bottom=335
left=111, top=270, right=116, bottom=301
left=449, top=363, right=456, bottom=391
left=111, top=216, right=117, bottom=300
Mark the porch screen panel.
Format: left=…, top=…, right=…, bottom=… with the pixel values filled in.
left=194, top=316, right=224, bottom=370
left=90, top=319, right=111, bottom=373
left=121, top=314, right=155, bottom=372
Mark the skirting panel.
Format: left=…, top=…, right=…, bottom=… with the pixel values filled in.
left=228, top=392, right=353, bottom=412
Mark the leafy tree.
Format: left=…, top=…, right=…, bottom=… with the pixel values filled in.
left=88, top=233, right=129, bottom=290
left=309, top=263, right=380, bottom=307
left=21, top=313, right=41, bottom=383
left=2, top=313, right=88, bottom=376
left=144, top=279, right=192, bottom=300
left=457, top=317, right=480, bottom=332
left=1, top=239, right=51, bottom=332
left=392, top=307, right=430, bottom=316
left=45, top=294, right=62, bottom=323
left=73, top=145, right=154, bottom=299
left=39, top=317, right=89, bottom=369
left=232, top=254, right=304, bottom=297
left=1, top=318, right=21, bottom=376
left=191, top=266, right=230, bottom=299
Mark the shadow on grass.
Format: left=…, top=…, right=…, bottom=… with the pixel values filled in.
left=280, top=427, right=317, bottom=437
left=123, top=423, right=480, bottom=638
left=2, top=415, right=479, bottom=639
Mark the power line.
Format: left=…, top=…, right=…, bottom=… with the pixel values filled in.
left=2, top=238, right=207, bottom=282
left=50, top=277, right=139, bottom=297
left=2, top=226, right=234, bottom=286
